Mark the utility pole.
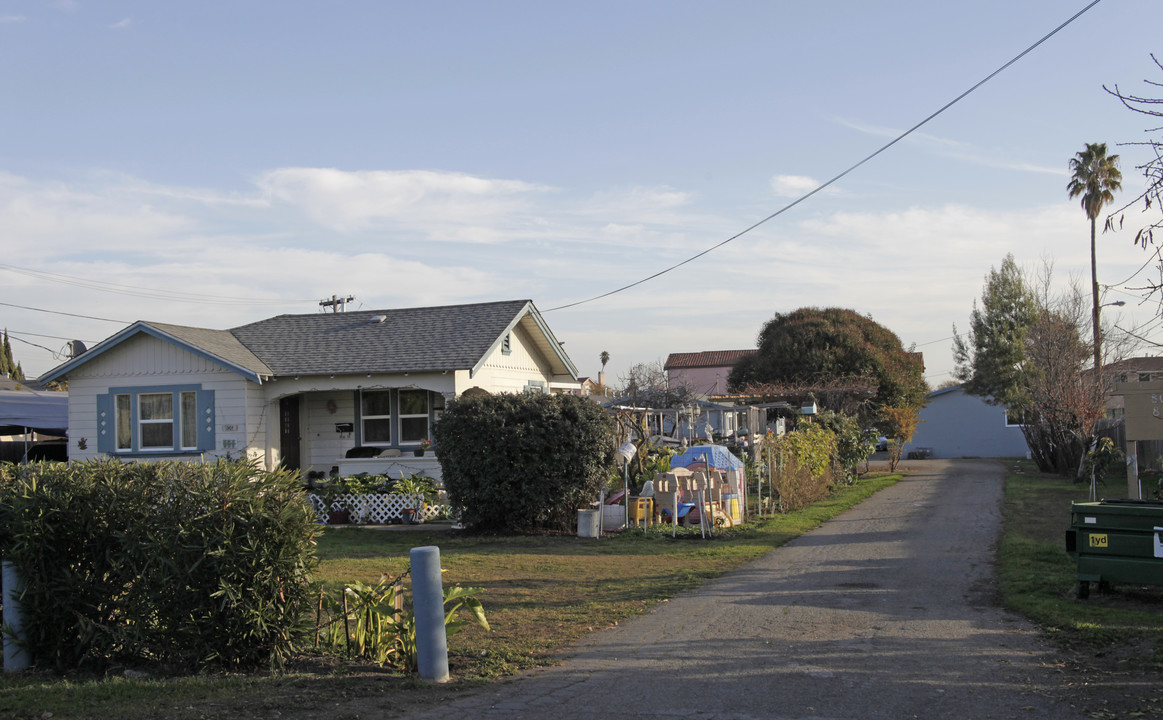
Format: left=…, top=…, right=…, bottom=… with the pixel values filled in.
left=319, top=295, right=354, bottom=313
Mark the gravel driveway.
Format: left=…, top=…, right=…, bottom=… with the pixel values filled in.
left=403, top=459, right=1086, bottom=720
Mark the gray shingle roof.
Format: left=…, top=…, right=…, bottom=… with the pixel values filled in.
left=228, top=299, right=532, bottom=376
left=143, top=322, right=274, bottom=377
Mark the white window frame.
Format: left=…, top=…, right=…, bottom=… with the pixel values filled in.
left=398, top=389, right=431, bottom=445
left=360, top=389, right=393, bottom=446
left=138, top=392, right=176, bottom=451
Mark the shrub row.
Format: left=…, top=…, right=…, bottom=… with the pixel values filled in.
left=0, top=459, right=319, bottom=671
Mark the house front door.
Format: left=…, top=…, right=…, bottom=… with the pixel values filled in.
left=279, top=396, right=301, bottom=471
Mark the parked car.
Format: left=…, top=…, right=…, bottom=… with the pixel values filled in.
left=865, top=429, right=889, bottom=453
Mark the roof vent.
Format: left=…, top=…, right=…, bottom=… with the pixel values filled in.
left=370, top=315, right=387, bottom=324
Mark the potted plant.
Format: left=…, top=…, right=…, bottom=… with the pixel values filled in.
left=318, top=478, right=351, bottom=524
left=392, top=473, right=436, bottom=523
left=414, top=438, right=431, bottom=457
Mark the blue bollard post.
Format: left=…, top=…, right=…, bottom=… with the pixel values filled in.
left=3, top=561, right=30, bottom=672
left=410, top=546, right=449, bottom=683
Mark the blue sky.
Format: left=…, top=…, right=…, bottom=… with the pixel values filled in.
left=3, top=0, right=1162, bottom=390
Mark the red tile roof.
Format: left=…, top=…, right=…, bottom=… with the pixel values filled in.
left=664, top=350, right=757, bottom=370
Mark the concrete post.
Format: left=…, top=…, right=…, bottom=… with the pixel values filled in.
left=3, top=561, right=29, bottom=672
left=1128, top=440, right=1141, bottom=500
left=410, top=546, right=449, bottom=683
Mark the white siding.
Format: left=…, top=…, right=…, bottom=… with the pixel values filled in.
left=244, top=382, right=267, bottom=466
left=66, top=334, right=254, bottom=463
left=302, top=390, right=356, bottom=474
left=471, top=325, right=552, bottom=393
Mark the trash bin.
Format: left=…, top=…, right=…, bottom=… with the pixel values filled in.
left=1065, top=499, right=1163, bottom=598
left=577, top=509, right=600, bottom=538
left=602, top=504, right=625, bottom=531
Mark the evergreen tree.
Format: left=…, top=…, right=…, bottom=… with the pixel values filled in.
left=1, top=329, right=12, bottom=377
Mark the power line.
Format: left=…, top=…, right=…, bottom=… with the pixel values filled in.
left=0, top=263, right=308, bottom=306
left=544, top=0, right=1104, bottom=313
left=5, top=330, right=100, bottom=342
left=0, top=300, right=129, bottom=324
left=6, top=334, right=61, bottom=356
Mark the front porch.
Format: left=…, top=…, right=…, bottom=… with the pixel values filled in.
left=334, top=454, right=442, bottom=482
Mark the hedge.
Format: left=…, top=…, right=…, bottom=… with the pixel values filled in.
left=0, top=458, right=319, bottom=671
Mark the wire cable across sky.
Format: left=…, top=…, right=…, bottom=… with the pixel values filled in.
left=544, top=0, right=1105, bottom=313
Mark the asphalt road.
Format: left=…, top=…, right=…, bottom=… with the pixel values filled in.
left=405, top=459, right=1086, bottom=720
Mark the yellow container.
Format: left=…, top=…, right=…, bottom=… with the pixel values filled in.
left=627, top=497, right=653, bottom=525
left=723, top=494, right=741, bottom=522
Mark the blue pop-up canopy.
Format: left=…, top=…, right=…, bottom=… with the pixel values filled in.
left=0, top=390, right=68, bottom=436
left=669, top=444, right=743, bottom=471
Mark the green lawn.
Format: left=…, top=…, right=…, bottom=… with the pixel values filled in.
left=0, top=472, right=898, bottom=719
left=998, top=462, right=1163, bottom=657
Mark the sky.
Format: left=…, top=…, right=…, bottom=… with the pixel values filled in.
left=3, top=0, right=1163, bottom=391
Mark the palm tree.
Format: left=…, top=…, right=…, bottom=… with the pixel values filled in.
left=1067, top=142, right=1122, bottom=372
left=599, top=351, right=610, bottom=396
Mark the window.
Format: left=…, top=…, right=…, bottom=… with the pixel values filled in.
left=398, top=389, right=430, bottom=444
left=502, top=332, right=511, bottom=355
left=360, top=390, right=392, bottom=445
left=1004, top=409, right=1033, bottom=427
left=180, top=391, right=197, bottom=449
left=525, top=380, right=546, bottom=394
left=139, top=392, right=174, bottom=450
left=98, top=385, right=214, bottom=455
left=115, top=394, right=132, bottom=450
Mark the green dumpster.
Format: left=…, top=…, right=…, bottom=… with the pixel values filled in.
left=1065, top=499, right=1163, bottom=599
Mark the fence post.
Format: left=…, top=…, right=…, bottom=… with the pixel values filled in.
left=2, top=561, right=29, bottom=672
left=410, top=546, right=449, bottom=682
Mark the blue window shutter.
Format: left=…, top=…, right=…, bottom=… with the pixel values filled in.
left=96, top=393, right=114, bottom=453
left=197, top=389, right=216, bottom=451
left=353, top=390, right=363, bottom=446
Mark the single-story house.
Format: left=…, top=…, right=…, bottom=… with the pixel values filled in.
left=38, top=300, right=578, bottom=479
left=903, top=384, right=1029, bottom=459
left=664, top=350, right=756, bottom=396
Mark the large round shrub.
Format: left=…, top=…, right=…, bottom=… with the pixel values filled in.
left=434, top=392, right=616, bottom=532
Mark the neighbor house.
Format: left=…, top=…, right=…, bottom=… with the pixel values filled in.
left=903, top=383, right=1029, bottom=459
left=664, top=350, right=756, bottom=396
left=38, top=300, right=578, bottom=478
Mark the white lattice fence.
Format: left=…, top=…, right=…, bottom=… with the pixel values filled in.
left=308, top=493, right=448, bottom=524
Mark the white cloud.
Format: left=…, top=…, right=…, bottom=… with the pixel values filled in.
left=108, top=17, right=132, bottom=30
left=0, top=15, right=27, bottom=24
left=771, top=175, right=821, bottom=198
left=255, top=167, right=549, bottom=234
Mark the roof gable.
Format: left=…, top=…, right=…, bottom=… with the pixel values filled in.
left=38, top=321, right=272, bottom=384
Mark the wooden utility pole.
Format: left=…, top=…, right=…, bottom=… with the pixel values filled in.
left=319, top=295, right=354, bottom=313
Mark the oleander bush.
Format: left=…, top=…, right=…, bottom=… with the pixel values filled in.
left=0, top=458, right=319, bottom=672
